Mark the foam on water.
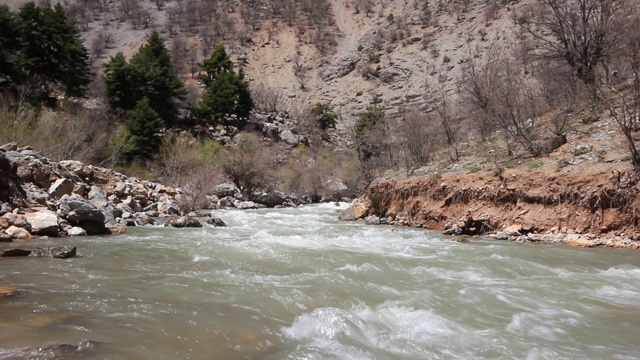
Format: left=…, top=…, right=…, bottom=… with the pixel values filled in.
left=3, top=203, right=640, bottom=359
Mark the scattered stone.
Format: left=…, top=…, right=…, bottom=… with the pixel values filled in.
left=164, top=216, right=203, bottom=228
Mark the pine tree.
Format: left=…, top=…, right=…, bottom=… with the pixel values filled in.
left=196, top=45, right=253, bottom=126
left=311, top=103, right=338, bottom=130
left=0, top=2, right=90, bottom=101
left=125, top=97, right=163, bottom=159
left=104, top=31, right=185, bottom=124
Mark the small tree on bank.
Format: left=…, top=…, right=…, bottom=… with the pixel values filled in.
left=196, top=45, right=253, bottom=127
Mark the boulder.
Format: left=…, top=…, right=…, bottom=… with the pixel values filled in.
left=108, top=223, right=127, bottom=235
left=278, top=129, right=300, bottom=146
left=214, top=183, right=240, bottom=198
left=2, top=213, right=29, bottom=228
left=253, top=191, right=286, bottom=208
left=207, top=217, right=227, bottom=227
left=67, top=227, right=87, bottom=236
left=59, top=160, right=87, bottom=177
left=0, top=216, right=9, bottom=229
left=164, top=216, right=203, bottom=228
left=60, top=195, right=105, bottom=223
left=0, top=231, right=12, bottom=242
left=218, top=196, right=236, bottom=208
left=1, top=248, right=32, bottom=257
left=134, top=213, right=155, bottom=226
left=25, top=210, right=61, bottom=237
left=338, top=203, right=367, bottom=221
left=236, top=201, right=261, bottom=210
left=33, top=246, right=77, bottom=258
left=48, top=178, right=74, bottom=199
left=364, top=215, right=381, bottom=225
left=5, top=225, right=31, bottom=240
left=0, top=142, right=18, bottom=151
left=502, top=225, right=523, bottom=237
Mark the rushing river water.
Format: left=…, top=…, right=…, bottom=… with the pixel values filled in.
left=2, top=203, right=640, bottom=359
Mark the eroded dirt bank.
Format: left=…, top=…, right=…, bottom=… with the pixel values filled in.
left=360, top=164, right=640, bottom=249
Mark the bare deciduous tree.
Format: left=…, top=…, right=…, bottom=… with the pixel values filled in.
left=519, top=0, right=626, bottom=85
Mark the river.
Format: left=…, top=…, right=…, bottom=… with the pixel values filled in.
left=2, top=203, right=640, bottom=359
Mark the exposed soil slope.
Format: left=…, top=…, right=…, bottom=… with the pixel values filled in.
left=360, top=113, right=640, bottom=249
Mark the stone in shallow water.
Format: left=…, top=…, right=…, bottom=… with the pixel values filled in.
left=0, top=285, right=19, bottom=297
left=164, top=216, right=203, bottom=228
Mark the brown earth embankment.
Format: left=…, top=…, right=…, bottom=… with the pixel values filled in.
left=361, top=165, right=640, bottom=249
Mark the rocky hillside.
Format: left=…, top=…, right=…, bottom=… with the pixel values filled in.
left=5, top=0, right=518, bottom=128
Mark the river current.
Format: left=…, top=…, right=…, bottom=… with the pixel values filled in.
left=2, top=203, right=640, bottom=359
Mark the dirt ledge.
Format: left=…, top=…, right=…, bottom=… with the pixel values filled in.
left=361, top=164, right=640, bottom=249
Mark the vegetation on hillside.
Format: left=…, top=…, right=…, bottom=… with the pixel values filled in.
left=1, top=0, right=640, bottom=213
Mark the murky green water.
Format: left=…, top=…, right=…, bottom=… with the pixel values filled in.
left=2, top=203, right=640, bottom=359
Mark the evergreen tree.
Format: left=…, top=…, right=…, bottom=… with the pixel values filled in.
left=0, top=2, right=91, bottom=101
left=310, top=102, right=338, bottom=130
left=125, top=97, right=163, bottom=159
left=196, top=45, right=253, bottom=126
left=0, top=5, right=19, bottom=89
left=104, top=31, right=186, bottom=124
left=104, top=53, right=138, bottom=111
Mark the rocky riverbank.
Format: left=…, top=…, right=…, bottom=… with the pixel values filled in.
left=341, top=165, right=640, bottom=249
left=0, top=143, right=182, bottom=242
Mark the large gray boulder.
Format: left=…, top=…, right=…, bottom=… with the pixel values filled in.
left=59, top=195, right=105, bottom=223
left=253, top=191, right=286, bottom=208
left=25, top=210, right=61, bottom=237
left=213, top=183, right=240, bottom=198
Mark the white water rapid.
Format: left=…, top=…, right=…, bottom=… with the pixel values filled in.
left=2, top=203, right=640, bottom=359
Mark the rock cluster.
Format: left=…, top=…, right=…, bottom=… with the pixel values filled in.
left=0, top=144, right=181, bottom=241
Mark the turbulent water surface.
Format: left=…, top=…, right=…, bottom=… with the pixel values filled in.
left=2, top=203, right=640, bottom=359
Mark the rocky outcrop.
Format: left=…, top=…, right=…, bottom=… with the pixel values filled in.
left=0, top=146, right=182, bottom=241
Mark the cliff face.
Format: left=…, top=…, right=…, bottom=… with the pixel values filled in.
left=362, top=165, right=640, bottom=244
